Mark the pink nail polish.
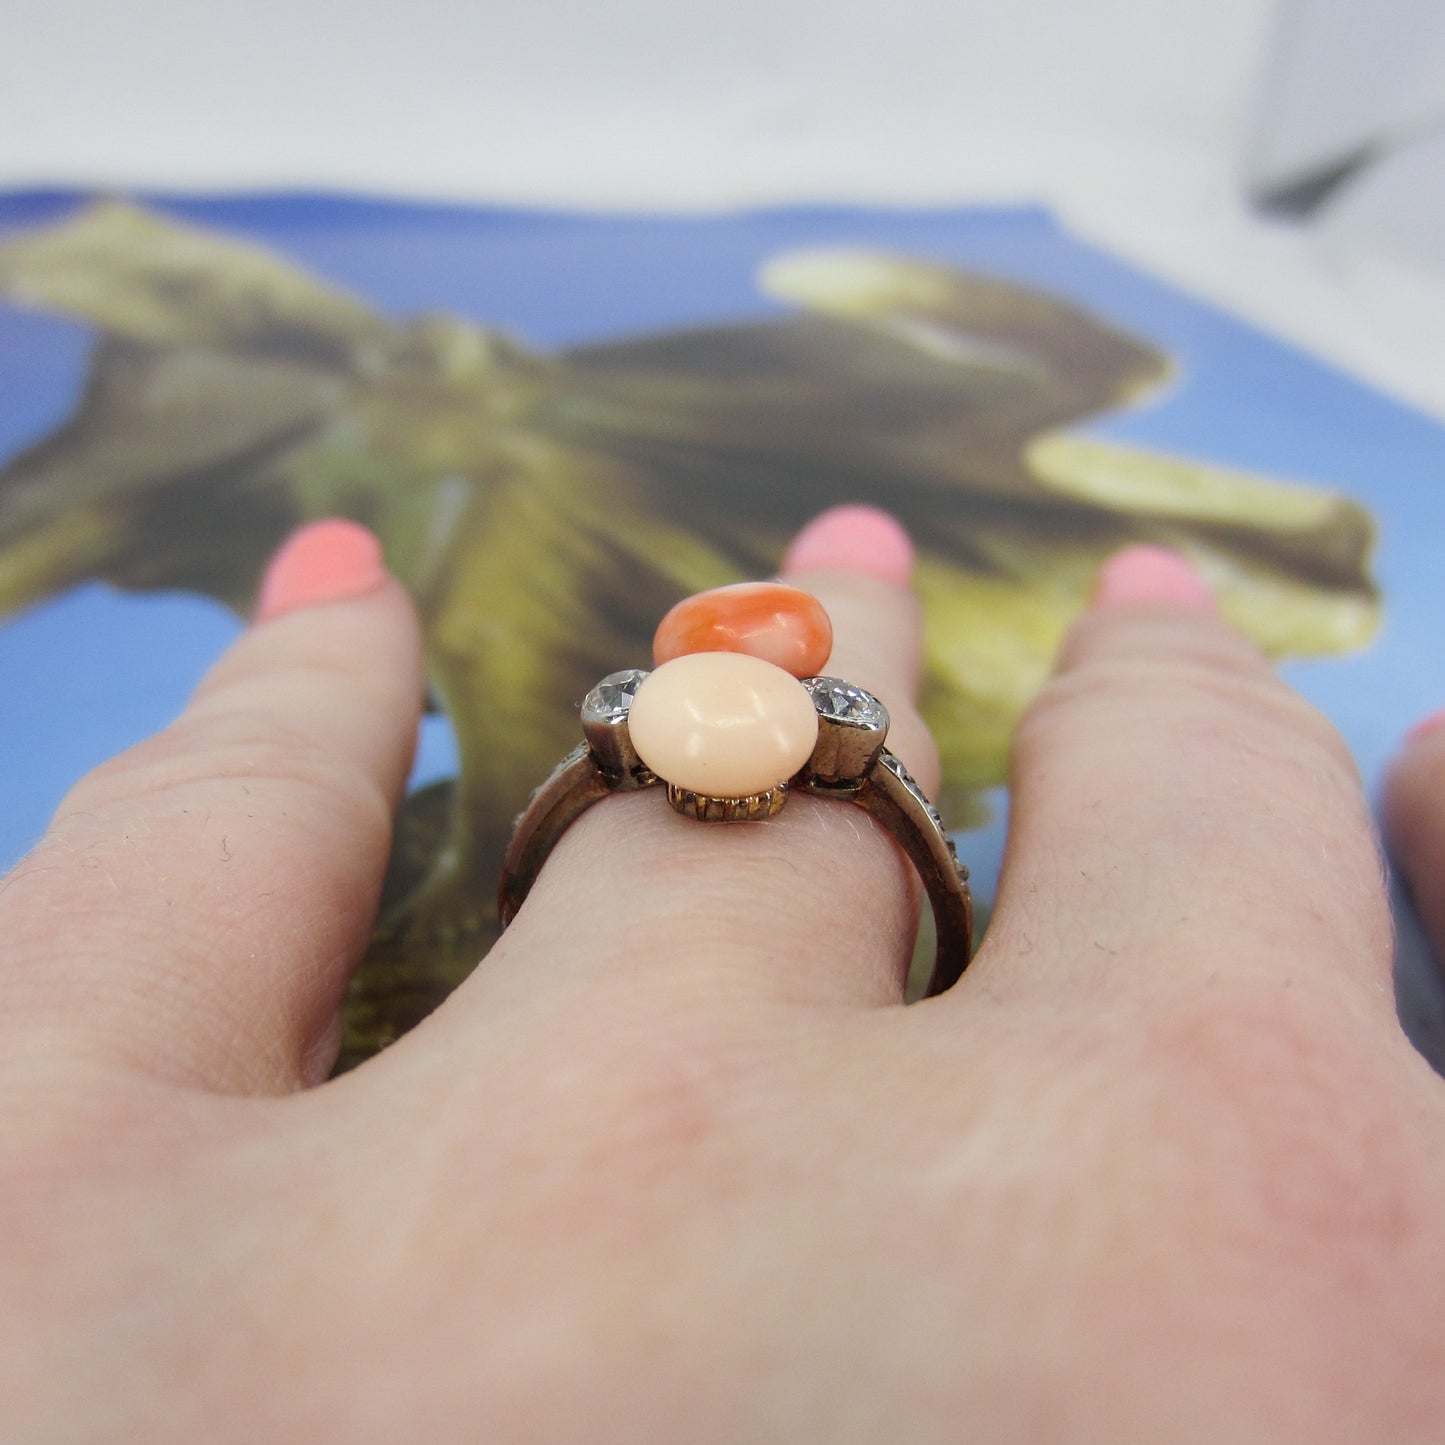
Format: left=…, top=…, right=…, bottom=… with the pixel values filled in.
left=1405, top=709, right=1445, bottom=745
left=1092, top=545, right=1215, bottom=612
left=781, top=505, right=915, bottom=586
left=254, top=519, right=388, bottom=622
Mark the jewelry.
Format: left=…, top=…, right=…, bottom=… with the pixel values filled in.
left=498, top=582, right=972, bottom=994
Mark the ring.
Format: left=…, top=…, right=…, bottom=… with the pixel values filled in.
left=497, top=584, right=972, bottom=995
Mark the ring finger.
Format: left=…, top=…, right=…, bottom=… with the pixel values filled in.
left=476, top=506, right=945, bottom=1013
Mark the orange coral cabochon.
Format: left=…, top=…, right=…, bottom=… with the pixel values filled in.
left=652, top=582, right=832, bottom=678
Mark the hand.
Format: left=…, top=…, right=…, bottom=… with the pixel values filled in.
left=3, top=512, right=1443, bottom=1444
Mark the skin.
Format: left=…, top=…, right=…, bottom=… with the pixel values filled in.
left=2, top=523, right=1445, bottom=1443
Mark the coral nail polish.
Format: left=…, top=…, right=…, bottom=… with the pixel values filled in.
left=781, top=505, right=915, bottom=587
left=254, top=519, right=388, bottom=622
left=1092, top=545, right=1215, bottom=611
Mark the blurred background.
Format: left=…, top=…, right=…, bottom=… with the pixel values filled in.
left=1, top=0, right=1441, bottom=417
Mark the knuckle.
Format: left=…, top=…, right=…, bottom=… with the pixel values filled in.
left=523, top=1002, right=761, bottom=1190
left=614, top=1030, right=744, bottom=1155
left=1146, top=991, right=1433, bottom=1266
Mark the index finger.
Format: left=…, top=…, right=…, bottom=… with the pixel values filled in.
left=0, top=521, right=424, bottom=1094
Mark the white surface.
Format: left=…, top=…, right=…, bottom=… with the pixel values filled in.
left=1248, top=0, right=1445, bottom=191
left=1, top=0, right=1442, bottom=419
left=1315, top=129, right=1445, bottom=273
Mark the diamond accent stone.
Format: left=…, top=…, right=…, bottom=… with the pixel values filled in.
left=875, top=753, right=966, bottom=877
left=804, top=676, right=889, bottom=730
left=582, top=669, right=650, bottom=724
left=879, top=752, right=948, bottom=835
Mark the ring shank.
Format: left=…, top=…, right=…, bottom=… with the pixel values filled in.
left=498, top=744, right=972, bottom=995
left=801, top=756, right=972, bottom=995
left=498, top=744, right=609, bottom=929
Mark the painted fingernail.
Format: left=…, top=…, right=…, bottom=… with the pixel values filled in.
left=254, top=519, right=388, bottom=622
left=1092, top=545, right=1215, bottom=611
left=1405, top=709, right=1445, bottom=745
left=781, top=505, right=915, bottom=587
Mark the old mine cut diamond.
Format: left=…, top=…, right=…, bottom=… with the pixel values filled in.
left=805, top=677, right=889, bottom=730
left=582, top=669, right=650, bottom=724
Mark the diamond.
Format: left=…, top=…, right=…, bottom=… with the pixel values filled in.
left=582, top=669, right=650, bottom=724
left=804, top=676, right=889, bottom=730
left=878, top=752, right=944, bottom=826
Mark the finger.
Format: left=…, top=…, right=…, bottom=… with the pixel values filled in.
left=482, top=506, right=942, bottom=1013
left=967, top=545, right=1392, bottom=1014
left=0, top=521, right=424, bottom=1093
left=1383, top=714, right=1445, bottom=964
left=788, top=506, right=939, bottom=797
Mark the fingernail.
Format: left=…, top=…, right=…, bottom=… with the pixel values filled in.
left=1092, top=545, right=1215, bottom=611
left=781, top=505, right=915, bottom=586
left=254, top=519, right=388, bottom=622
left=1405, top=709, right=1445, bottom=745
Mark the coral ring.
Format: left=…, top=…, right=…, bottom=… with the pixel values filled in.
left=497, top=668, right=973, bottom=996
